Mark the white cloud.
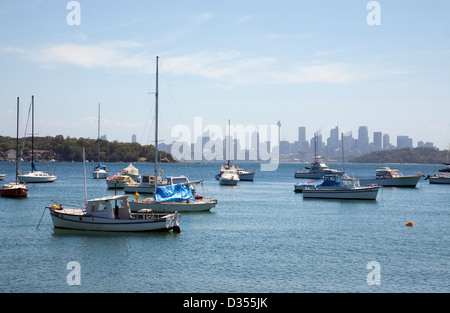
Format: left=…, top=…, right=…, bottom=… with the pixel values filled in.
left=3, top=41, right=151, bottom=71
left=3, top=42, right=408, bottom=86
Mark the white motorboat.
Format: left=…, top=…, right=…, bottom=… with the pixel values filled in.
left=359, top=166, right=421, bottom=187
left=0, top=174, right=5, bottom=181
left=92, top=103, right=109, bottom=179
left=215, top=119, right=255, bottom=182
left=18, top=96, right=57, bottom=183
left=47, top=194, right=180, bottom=232
left=219, top=172, right=239, bottom=186
left=215, top=163, right=254, bottom=181
left=106, top=174, right=138, bottom=189
left=425, top=173, right=450, bottom=184
left=302, top=174, right=379, bottom=200
left=129, top=183, right=217, bottom=213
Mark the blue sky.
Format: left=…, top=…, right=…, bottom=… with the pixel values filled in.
left=1, top=0, right=449, bottom=150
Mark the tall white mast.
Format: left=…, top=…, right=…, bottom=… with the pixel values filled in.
left=154, top=56, right=159, bottom=191
left=97, top=103, right=101, bottom=164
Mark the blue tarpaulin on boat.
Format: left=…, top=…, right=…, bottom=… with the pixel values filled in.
left=155, top=183, right=195, bottom=202
left=32, top=161, right=38, bottom=171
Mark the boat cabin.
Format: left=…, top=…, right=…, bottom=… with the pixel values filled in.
left=86, top=195, right=131, bottom=219
left=166, top=176, right=189, bottom=185
left=321, top=174, right=360, bottom=188
left=375, top=167, right=403, bottom=178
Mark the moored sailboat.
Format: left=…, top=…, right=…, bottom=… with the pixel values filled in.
left=17, top=96, right=57, bottom=183
left=1, top=97, right=28, bottom=198
left=92, top=103, right=109, bottom=179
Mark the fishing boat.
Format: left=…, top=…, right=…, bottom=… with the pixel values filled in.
left=301, top=174, right=379, bottom=200
left=17, top=96, right=57, bottom=183
left=129, top=183, right=217, bottom=213
left=92, top=103, right=109, bottom=179
left=48, top=194, right=180, bottom=232
left=294, top=132, right=343, bottom=179
left=425, top=173, right=450, bottom=184
left=359, top=166, right=421, bottom=187
left=1, top=97, right=28, bottom=198
left=46, top=147, right=180, bottom=232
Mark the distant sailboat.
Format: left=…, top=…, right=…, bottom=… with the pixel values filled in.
left=17, top=96, right=57, bottom=183
left=92, top=103, right=109, bottom=179
left=1, top=97, right=28, bottom=197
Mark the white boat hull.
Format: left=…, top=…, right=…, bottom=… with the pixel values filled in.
left=124, top=184, right=156, bottom=194
left=359, top=176, right=420, bottom=187
left=49, top=209, right=180, bottom=232
left=18, top=171, right=57, bottom=183
left=215, top=172, right=254, bottom=181
left=302, top=186, right=379, bottom=200
left=92, top=170, right=108, bottom=179
left=129, top=199, right=217, bottom=213
left=219, top=178, right=239, bottom=185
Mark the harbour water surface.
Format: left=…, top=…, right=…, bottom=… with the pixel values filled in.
left=0, top=161, right=449, bottom=292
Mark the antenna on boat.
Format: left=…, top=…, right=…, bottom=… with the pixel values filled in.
left=83, top=147, right=87, bottom=205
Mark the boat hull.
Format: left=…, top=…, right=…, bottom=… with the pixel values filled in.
left=428, top=177, right=450, bottom=184
left=219, top=178, right=239, bottom=186
left=49, top=209, right=180, bottom=232
left=18, top=172, right=56, bottom=183
left=302, top=186, right=379, bottom=200
left=124, top=184, right=156, bottom=194
left=359, top=176, right=420, bottom=187
left=92, top=170, right=108, bottom=179
left=0, top=184, right=28, bottom=198
left=129, top=199, right=217, bottom=213
left=294, top=170, right=343, bottom=179
left=216, top=172, right=254, bottom=181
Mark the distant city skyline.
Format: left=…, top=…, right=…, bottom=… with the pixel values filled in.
left=155, top=123, right=440, bottom=162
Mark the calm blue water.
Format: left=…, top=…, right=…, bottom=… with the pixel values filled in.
left=0, top=161, right=449, bottom=293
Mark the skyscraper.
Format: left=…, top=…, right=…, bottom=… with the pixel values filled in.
left=383, top=134, right=390, bottom=150
left=357, top=126, right=369, bottom=154
left=373, top=132, right=382, bottom=151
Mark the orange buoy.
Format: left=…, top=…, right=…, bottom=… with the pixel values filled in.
left=405, top=221, right=414, bottom=227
